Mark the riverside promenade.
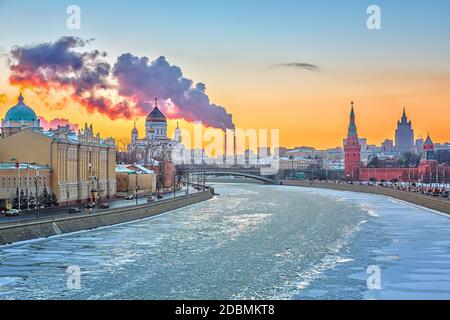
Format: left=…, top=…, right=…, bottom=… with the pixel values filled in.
left=0, top=190, right=214, bottom=246
left=281, top=180, right=450, bottom=215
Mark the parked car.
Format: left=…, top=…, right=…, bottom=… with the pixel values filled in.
left=99, top=202, right=110, bottom=209
left=5, top=209, right=20, bottom=216
left=147, top=196, right=156, bottom=203
left=85, top=202, right=96, bottom=209
left=68, top=208, right=82, bottom=214
left=125, top=195, right=134, bottom=200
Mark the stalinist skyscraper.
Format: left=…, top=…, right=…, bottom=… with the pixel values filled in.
left=395, top=108, right=414, bottom=153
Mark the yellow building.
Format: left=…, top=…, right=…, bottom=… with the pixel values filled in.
left=116, top=164, right=157, bottom=196
left=0, top=163, right=51, bottom=209
left=0, top=95, right=116, bottom=205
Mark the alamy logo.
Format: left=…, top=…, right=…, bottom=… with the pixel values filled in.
left=366, top=265, right=382, bottom=289
left=170, top=121, right=280, bottom=174
left=66, top=5, right=81, bottom=30
left=367, top=5, right=382, bottom=30
left=66, top=265, right=81, bottom=290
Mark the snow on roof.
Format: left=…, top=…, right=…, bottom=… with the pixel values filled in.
left=0, top=162, right=50, bottom=170
left=115, top=164, right=155, bottom=174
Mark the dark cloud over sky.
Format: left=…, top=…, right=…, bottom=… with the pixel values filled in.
left=271, top=63, right=319, bottom=72
left=8, top=36, right=234, bottom=129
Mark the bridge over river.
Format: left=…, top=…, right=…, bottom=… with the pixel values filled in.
left=185, top=166, right=277, bottom=184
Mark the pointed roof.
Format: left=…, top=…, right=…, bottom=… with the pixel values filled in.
left=132, top=122, right=138, bottom=133
left=347, top=101, right=358, bottom=138
left=424, top=133, right=433, bottom=145
left=399, top=107, right=410, bottom=124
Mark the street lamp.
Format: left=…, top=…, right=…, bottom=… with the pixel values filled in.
left=186, top=170, right=189, bottom=195
left=11, top=158, right=20, bottom=211
left=135, top=174, right=139, bottom=206
left=34, top=163, right=40, bottom=219
left=173, top=171, right=177, bottom=198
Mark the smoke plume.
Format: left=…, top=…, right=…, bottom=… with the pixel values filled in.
left=8, top=37, right=234, bottom=129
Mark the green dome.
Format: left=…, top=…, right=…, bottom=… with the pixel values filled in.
left=5, top=94, right=37, bottom=122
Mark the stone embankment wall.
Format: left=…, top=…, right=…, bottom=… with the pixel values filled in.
left=0, top=190, right=213, bottom=246
left=281, top=180, right=450, bottom=215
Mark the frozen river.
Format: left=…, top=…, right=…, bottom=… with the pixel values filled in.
left=0, top=184, right=449, bottom=300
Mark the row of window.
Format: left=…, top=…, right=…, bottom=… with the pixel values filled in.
left=1, top=176, right=47, bottom=190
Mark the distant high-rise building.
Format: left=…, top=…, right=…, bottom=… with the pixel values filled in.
left=395, top=108, right=414, bottom=153
left=381, top=139, right=395, bottom=152
left=415, top=135, right=424, bottom=154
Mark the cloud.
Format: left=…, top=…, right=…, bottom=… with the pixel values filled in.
left=39, top=116, right=79, bottom=131
left=271, top=62, right=319, bottom=71
left=8, top=37, right=235, bottom=130
left=113, top=54, right=234, bottom=129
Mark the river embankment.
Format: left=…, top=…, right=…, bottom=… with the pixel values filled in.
left=0, top=190, right=214, bottom=246
left=281, top=180, right=450, bottom=215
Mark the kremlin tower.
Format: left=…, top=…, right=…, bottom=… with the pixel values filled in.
left=418, top=133, right=438, bottom=182
left=341, top=104, right=448, bottom=184
left=344, top=102, right=361, bottom=180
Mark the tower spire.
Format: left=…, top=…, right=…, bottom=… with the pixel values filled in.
left=348, top=101, right=358, bottom=138
left=401, top=107, right=408, bottom=123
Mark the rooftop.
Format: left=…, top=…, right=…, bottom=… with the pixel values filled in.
left=0, top=162, right=50, bottom=170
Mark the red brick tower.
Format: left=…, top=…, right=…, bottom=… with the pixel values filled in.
left=344, top=102, right=361, bottom=180
left=418, top=133, right=438, bottom=183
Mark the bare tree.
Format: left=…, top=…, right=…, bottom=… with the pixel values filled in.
left=116, top=137, right=131, bottom=153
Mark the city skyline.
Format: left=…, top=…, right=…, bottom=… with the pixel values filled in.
left=0, top=0, right=449, bottom=150
left=1, top=1, right=450, bottom=304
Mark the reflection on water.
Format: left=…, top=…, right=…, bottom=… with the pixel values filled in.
left=0, top=184, right=449, bottom=300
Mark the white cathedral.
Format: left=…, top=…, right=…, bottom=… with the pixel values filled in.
left=127, top=98, right=183, bottom=164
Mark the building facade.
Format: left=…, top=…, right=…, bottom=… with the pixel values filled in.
left=116, top=164, right=157, bottom=196
left=128, top=98, right=183, bottom=164
left=0, top=163, right=51, bottom=208
left=0, top=95, right=116, bottom=205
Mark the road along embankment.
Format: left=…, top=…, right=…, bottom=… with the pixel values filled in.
left=0, top=190, right=214, bottom=246
left=281, top=180, right=450, bottom=215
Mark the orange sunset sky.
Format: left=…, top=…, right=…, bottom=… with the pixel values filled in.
left=0, top=0, right=449, bottom=150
